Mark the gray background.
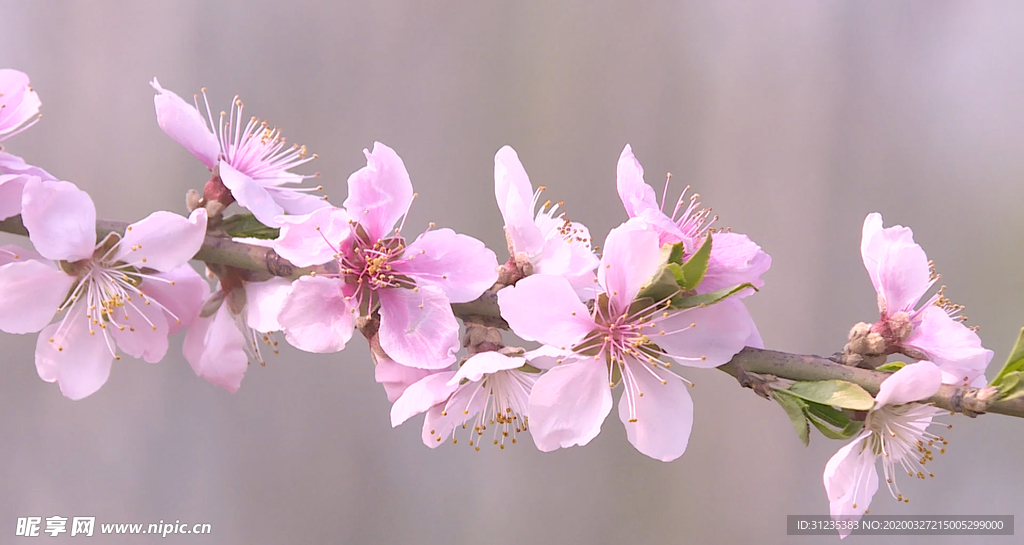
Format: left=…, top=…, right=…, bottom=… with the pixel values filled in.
left=2, top=1, right=1023, bottom=544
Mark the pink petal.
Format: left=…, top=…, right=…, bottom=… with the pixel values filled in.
left=390, top=370, right=459, bottom=427
left=273, top=206, right=352, bottom=267
left=112, top=208, right=207, bottom=271
left=698, top=232, right=771, bottom=294
left=343, top=142, right=414, bottom=242
left=0, top=174, right=30, bottom=220
left=244, top=277, right=292, bottom=333
left=139, top=264, right=210, bottom=334
left=523, top=345, right=577, bottom=370
left=378, top=286, right=459, bottom=369
left=35, top=312, right=114, bottom=400
left=182, top=303, right=248, bottom=393
left=528, top=359, right=613, bottom=451
left=422, top=381, right=489, bottom=448
left=493, top=146, right=536, bottom=222
left=373, top=344, right=440, bottom=403
left=0, top=151, right=56, bottom=180
left=0, top=69, right=41, bottom=140
left=873, top=361, right=942, bottom=407
left=394, top=228, right=498, bottom=303
left=109, top=293, right=170, bottom=363
left=904, top=305, right=993, bottom=384
left=615, top=144, right=659, bottom=217
left=0, top=243, right=42, bottom=267
left=267, top=187, right=330, bottom=216
left=277, top=276, right=354, bottom=353
left=598, top=219, right=662, bottom=315
left=220, top=161, right=286, bottom=227
left=823, top=433, right=878, bottom=538
left=502, top=187, right=545, bottom=257
left=619, top=360, right=694, bottom=461
left=449, top=352, right=525, bottom=385
left=21, top=179, right=96, bottom=262
left=0, top=259, right=72, bottom=333
left=496, top=274, right=595, bottom=349
left=150, top=78, right=220, bottom=169
left=653, top=298, right=754, bottom=368
left=860, top=213, right=931, bottom=315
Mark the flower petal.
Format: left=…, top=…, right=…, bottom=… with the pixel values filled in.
left=267, top=187, right=330, bottom=216
left=273, top=206, right=352, bottom=267
left=112, top=208, right=207, bottom=271
left=874, top=360, right=942, bottom=407
left=528, top=359, right=613, bottom=451
left=599, top=219, right=662, bottom=315
left=619, top=361, right=694, bottom=461
left=21, top=179, right=97, bottom=262
left=35, top=311, right=114, bottom=400
left=244, top=277, right=292, bottom=333
left=534, top=220, right=600, bottom=297
left=449, top=352, right=525, bottom=385
left=182, top=303, right=249, bottom=393
left=823, top=433, right=878, bottom=538
left=497, top=274, right=596, bottom=349
left=277, top=276, right=354, bottom=353
left=860, top=213, right=931, bottom=315
left=220, top=161, right=285, bottom=227
left=493, top=146, right=536, bottom=223
left=699, top=232, right=771, bottom=295
left=0, top=151, right=56, bottom=180
left=615, top=144, right=659, bottom=217
left=378, top=286, right=459, bottom=369
left=0, top=259, right=71, bottom=333
left=0, top=69, right=41, bottom=141
left=652, top=295, right=754, bottom=368
left=109, top=293, right=170, bottom=363
left=390, top=371, right=459, bottom=427
left=138, top=264, right=210, bottom=334
left=904, top=305, right=993, bottom=385
left=0, top=174, right=30, bottom=220
left=150, top=78, right=220, bottom=169
left=343, top=142, right=414, bottom=242
left=372, top=339, right=441, bottom=403
left=395, top=228, right=498, bottom=303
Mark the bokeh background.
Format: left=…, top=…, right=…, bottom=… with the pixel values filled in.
left=2, top=1, right=1023, bottom=543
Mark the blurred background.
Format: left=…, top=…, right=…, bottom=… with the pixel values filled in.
left=2, top=1, right=1023, bottom=543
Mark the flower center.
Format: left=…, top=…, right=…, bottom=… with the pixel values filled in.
left=864, top=404, right=950, bottom=504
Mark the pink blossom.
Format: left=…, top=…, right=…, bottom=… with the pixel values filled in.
left=494, top=146, right=598, bottom=294
left=823, top=361, right=948, bottom=539
left=497, top=219, right=757, bottom=461
left=151, top=78, right=327, bottom=227
left=616, top=144, right=771, bottom=297
left=391, top=351, right=537, bottom=449
left=273, top=142, right=499, bottom=369
left=0, top=69, right=41, bottom=142
left=183, top=276, right=291, bottom=393
left=0, top=180, right=207, bottom=399
left=370, top=334, right=439, bottom=402
left=860, top=213, right=993, bottom=385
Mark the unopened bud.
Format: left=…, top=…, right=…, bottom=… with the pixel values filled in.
left=186, top=188, right=203, bottom=211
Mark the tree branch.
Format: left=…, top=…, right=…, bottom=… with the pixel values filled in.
left=2, top=214, right=1021, bottom=419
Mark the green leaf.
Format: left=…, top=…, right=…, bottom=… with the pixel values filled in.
left=636, top=263, right=685, bottom=304
left=678, top=233, right=712, bottom=291
left=663, top=242, right=685, bottom=266
left=221, top=213, right=281, bottom=240
left=671, top=282, right=756, bottom=310
left=773, top=390, right=809, bottom=446
left=786, top=380, right=875, bottom=411
left=991, top=328, right=1024, bottom=386
left=995, top=371, right=1024, bottom=401
left=875, top=361, right=907, bottom=373
left=804, top=401, right=864, bottom=439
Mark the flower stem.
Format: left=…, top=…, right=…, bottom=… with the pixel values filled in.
left=1, top=214, right=1021, bottom=419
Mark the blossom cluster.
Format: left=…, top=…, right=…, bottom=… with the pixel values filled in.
left=0, top=70, right=1001, bottom=536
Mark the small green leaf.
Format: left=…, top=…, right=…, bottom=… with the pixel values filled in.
left=991, top=328, right=1024, bottom=387
left=773, top=389, right=809, bottom=446
left=803, top=401, right=864, bottom=439
left=671, top=282, right=756, bottom=310
left=221, top=213, right=281, bottom=240
left=664, top=242, right=685, bottom=266
left=786, top=380, right=875, bottom=411
left=875, top=361, right=907, bottom=373
left=636, top=264, right=685, bottom=304
left=995, top=371, right=1024, bottom=401
left=678, top=233, right=713, bottom=291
